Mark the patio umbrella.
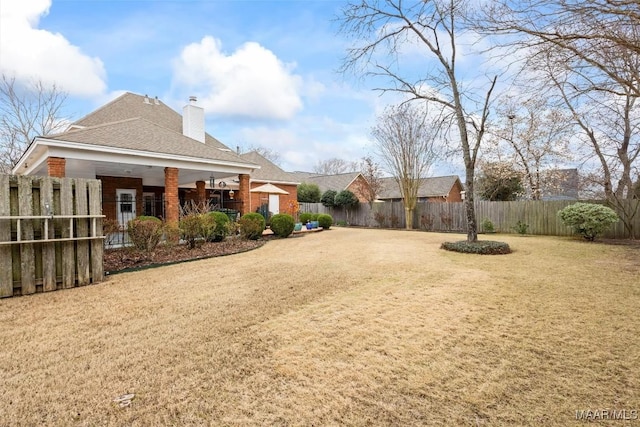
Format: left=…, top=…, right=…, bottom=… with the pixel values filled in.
left=250, top=183, right=289, bottom=194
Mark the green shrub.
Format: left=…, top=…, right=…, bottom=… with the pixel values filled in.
left=482, top=218, right=495, bottom=233
left=512, top=220, right=529, bottom=235
left=310, top=213, right=319, bottom=221
left=299, top=212, right=314, bottom=224
left=163, top=222, right=181, bottom=246
left=557, top=202, right=619, bottom=241
left=206, top=211, right=230, bottom=242
left=127, top=216, right=163, bottom=252
left=317, top=213, right=333, bottom=229
left=238, top=212, right=265, bottom=240
left=180, top=213, right=209, bottom=249
left=336, top=220, right=348, bottom=227
left=297, top=183, right=321, bottom=202
left=334, top=190, right=359, bottom=208
left=441, top=240, right=511, bottom=255
left=270, top=213, right=295, bottom=238
left=321, top=190, right=337, bottom=207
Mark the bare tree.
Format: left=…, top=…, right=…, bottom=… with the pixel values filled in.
left=339, top=0, right=497, bottom=241
left=481, top=0, right=640, bottom=96
left=482, top=1, right=640, bottom=237
left=238, top=144, right=282, bottom=166
left=486, top=96, right=574, bottom=199
left=354, top=155, right=385, bottom=207
left=0, top=75, right=68, bottom=173
left=312, top=157, right=358, bottom=175
left=371, top=103, right=438, bottom=229
left=476, top=161, right=524, bottom=201
left=534, top=43, right=640, bottom=237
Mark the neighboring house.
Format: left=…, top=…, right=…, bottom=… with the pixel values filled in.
left=291, top=171, right=371, bottom=203
left=232, top=151, right=300, bottom=216
left=12, top=92, right=262, bottom=227
left=539, top=168, right=579, bottom=200
left=377, top=175, right=464, bottom=203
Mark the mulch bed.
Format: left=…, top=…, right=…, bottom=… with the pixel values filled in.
left=598, top=238, right=640, bottom=248
left=104, top=238, right=267, bottom=274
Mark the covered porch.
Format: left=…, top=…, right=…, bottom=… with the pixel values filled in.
left=14, top=140, right=258, bottom=227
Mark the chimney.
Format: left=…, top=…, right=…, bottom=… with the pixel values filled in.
left=182, top=96, right=205, bottom=143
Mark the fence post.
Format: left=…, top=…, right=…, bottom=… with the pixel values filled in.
left=18, top=176, right=36, bottom=295
left=0, top=175, right=11, bottom=297
left=75, top=179, right=91, bottom=286
left=60, top=179, right=75, bottom=288
left=89, top=180, right=104, bottom=282
left=40, top=177, right=57, bottom=291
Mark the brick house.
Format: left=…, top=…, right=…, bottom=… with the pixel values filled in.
left=11, top=92, right=281, bottom=227
left=377, top=175, right=464, bottom=202
left=233, top=151, right=300, bottom=217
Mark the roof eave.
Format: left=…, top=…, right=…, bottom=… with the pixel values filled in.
left=15, top=137, right=261, bottom=174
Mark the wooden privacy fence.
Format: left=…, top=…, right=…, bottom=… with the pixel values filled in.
left=300, top=199, right=640, bottom=239
left=0, top=175, right=104, bottom=298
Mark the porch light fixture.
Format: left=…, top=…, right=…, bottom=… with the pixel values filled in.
left=218, top=181, right=227, bottom=209
left=229, top=189, right=235, bottom=199
left=209, top=175, right=215, bottom=189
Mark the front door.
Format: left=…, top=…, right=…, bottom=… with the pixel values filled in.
left=116, top=189, right=137, bottom=228
left=268, top=194, right=280, bottom=215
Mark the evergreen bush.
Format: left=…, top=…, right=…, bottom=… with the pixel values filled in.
left=297, top=183, right=321, bottom=202
left=270, top=213, right=295, bottom=237
left=440, top=240, right=511, bottom=255
left=180, top=214, right=208, bottom=249
left=206, top=211, right=230, bottom=242
left=299, top=212, right=314, bottom=224
left=321, top=190, right=338, bottom=207
left=557, top=202, right=619, bottom=241
left=512, top=220, right=529, bottom=235
left=238, top=212, right=266, bottom=240
left=482, top=218, right=495, bottom=233
left=317, top=213, right=333, bottom=229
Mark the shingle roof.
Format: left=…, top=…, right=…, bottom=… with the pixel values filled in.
left=291, top=171, right=362, bottom=193
left=49, top=118, right=248, bottom=163
left=377, top=175, right=462, bottom=199
left=540, top=168, right=579, bottom=200
left=72, top=92, right=230, bottom=150
left=239, top=151, right=299, bottom=183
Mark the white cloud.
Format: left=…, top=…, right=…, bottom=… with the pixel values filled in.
left=232, top=115, right=371, bottom=172
left=0, top=0, right=107, bottom=96
left=172, top=36, right=305, bottom=120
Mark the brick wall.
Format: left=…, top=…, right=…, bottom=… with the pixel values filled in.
left=164, top=167, right=179, bottom=224
left=196, top=181, right=206, bottom=205
left=47, top=157, right=66, bottom=178
left=97, top=175, right=143, bottom=222
left=347, top=175, right=371, bottom=203
left=249, top=183, right=298, bottom=216
left=446, top=180, right=463, bottom=202
left=238, top=174, right=250, bottom=215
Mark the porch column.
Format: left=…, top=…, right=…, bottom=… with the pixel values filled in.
left=47, top=157, right=66, bottom=177
left=196, top=180, right=206, bottom=207
left=238, top=174, right=250, bottom=216
left=164, top=167, right=179, bottom=225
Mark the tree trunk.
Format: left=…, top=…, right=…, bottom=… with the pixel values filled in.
left=405, top=206, right=414, bottom=230
left=465, top=168, right=478, bottom=242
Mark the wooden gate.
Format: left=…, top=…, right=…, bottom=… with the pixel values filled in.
left=0, top=175, right=104, bottom=298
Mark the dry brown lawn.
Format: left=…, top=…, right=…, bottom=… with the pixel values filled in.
left=1, top=228, right=639, bottom=426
